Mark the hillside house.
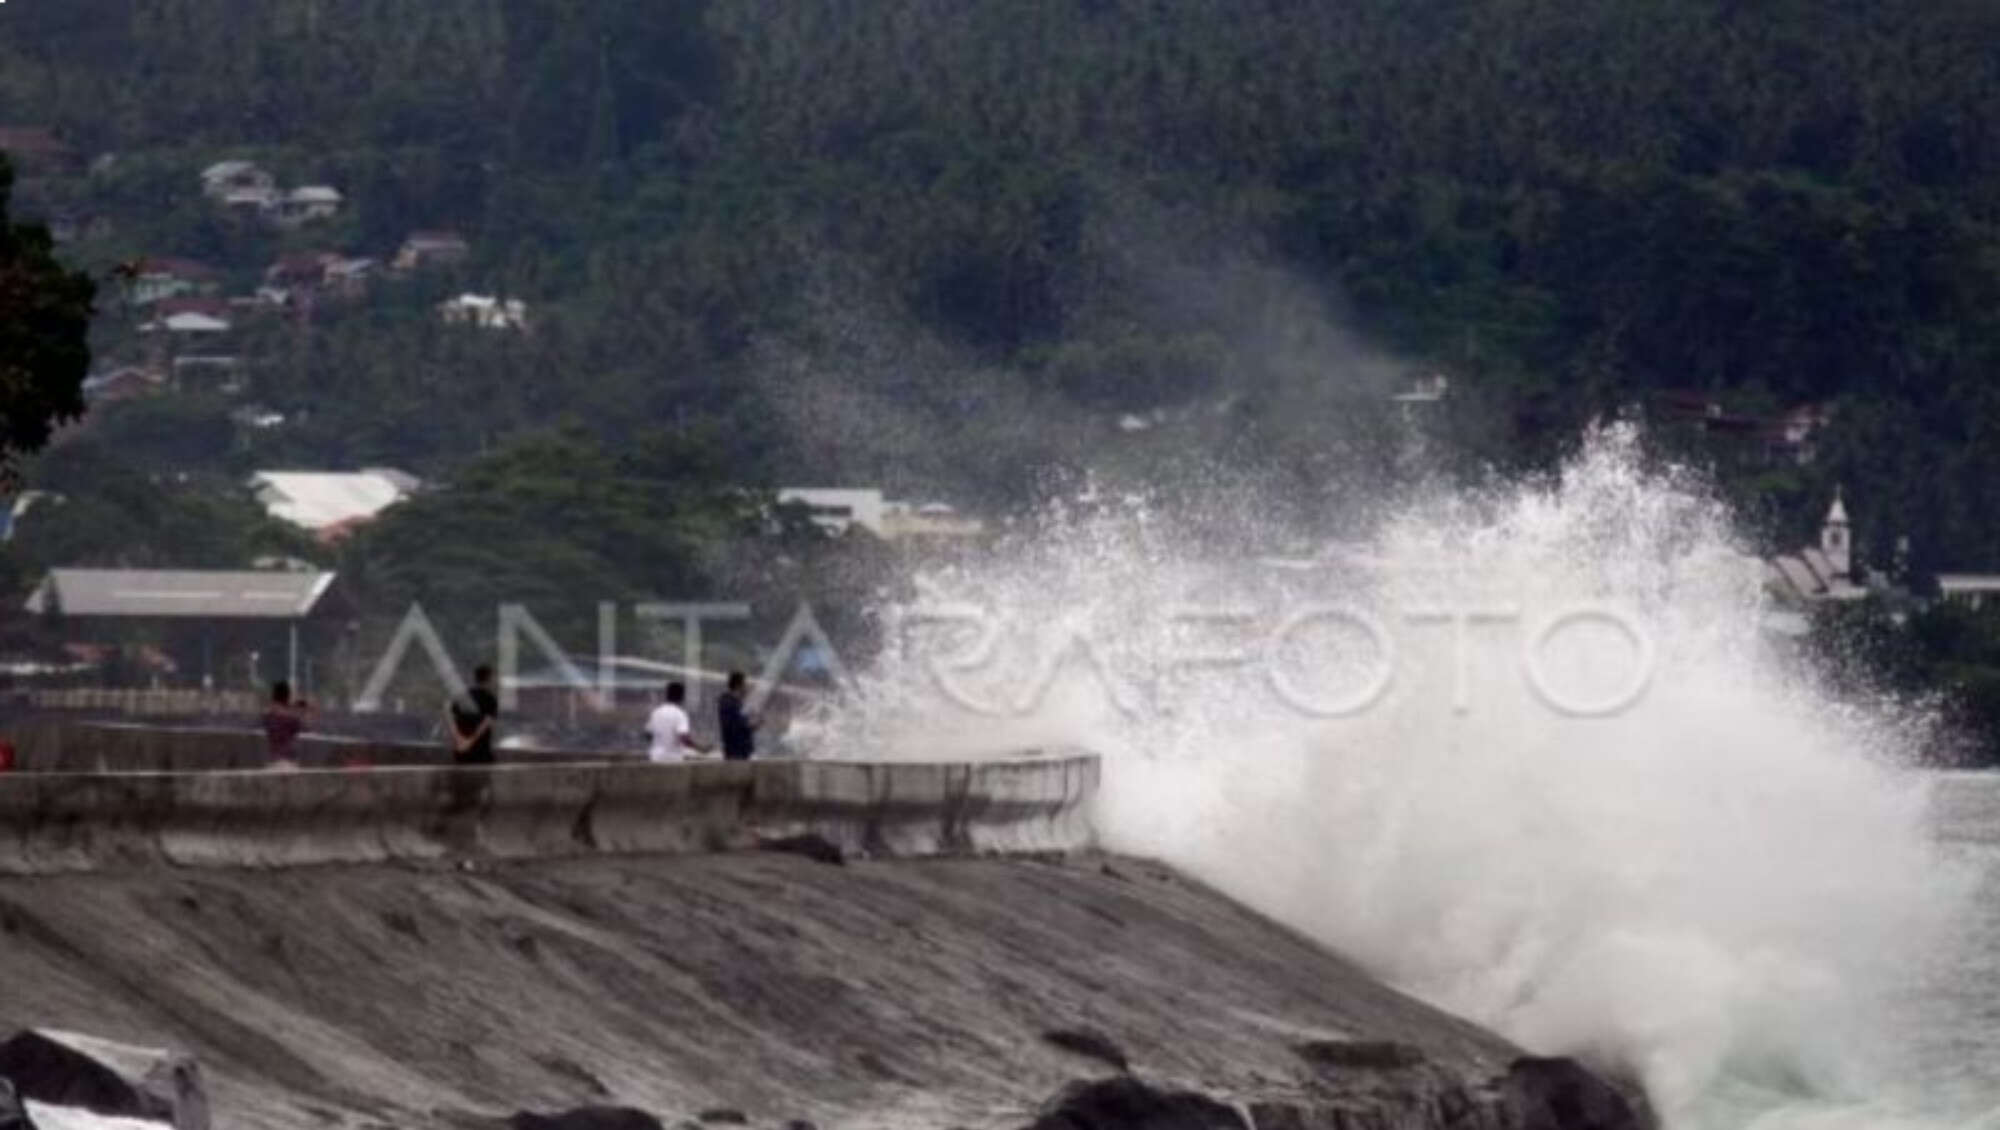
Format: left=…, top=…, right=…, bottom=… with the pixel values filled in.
left=438, top=293, right=527, bottom=330
left=777, top=488, right=887, bottom=536
left=140, top=296, right=233, bottom=336
left=1938, top=575, right=2000, bottom=611
left=266, top=251, right=340, bottom=289
left=775, top=489, right=985, bottom=543
left=1765, top=403, right=1833, bottom=466
left=140, top=311, right=232, bottom=336
left=323, top=256, right=376, bottom=299
left=80, top=365, right=167, bottom=404
left=394, top=231, right=471, bottom=271
left=128, top=258, right=221, bottom=306
left=277, top=185, right=343, bottom=226
left=0, top=127, right=80, bottom=176
left=172, top=352, right=246, bottom=391
left=199, top=160, right=278, bottom=213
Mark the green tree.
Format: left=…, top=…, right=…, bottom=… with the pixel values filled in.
left=0, top=156, right=94, bottom=483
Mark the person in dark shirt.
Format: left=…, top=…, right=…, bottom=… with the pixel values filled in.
left=262, top=680, right=309, bottom=768
left=447, top=665, right=499, bottom=765
left=717, top=670, right=758, bottom=761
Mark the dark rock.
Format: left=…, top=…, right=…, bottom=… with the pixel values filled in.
left=1505, top=1057, right=1646, bottom=1130
left=508, top=1107, right=663, bottom=1130
left=1042, top=1028, right=1130, bottom=1072
left=780, top=1122, right=817, bottom=1130
left=0, top=1030, right=206, bottom=1130
left=1025, top=1077, right=1247, bottom=1129
left=1291, top=1039, right=1427, bottom=1072
left=0, top=1079, right=30, bottom=1130
left=755, top=834, right=845, bottom=866
left=694, top=1111, right=748, bottom=1125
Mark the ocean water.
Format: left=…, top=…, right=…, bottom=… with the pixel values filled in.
left=806, top=426, right=1996, bottom=1130
left=1884, top=772, right=2000, bottom=1130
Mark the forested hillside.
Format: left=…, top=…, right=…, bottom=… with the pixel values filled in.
left=2, top=0, right=1999, bottom=683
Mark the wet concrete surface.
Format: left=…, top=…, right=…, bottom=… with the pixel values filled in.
left=0, top=853, right=1538, bottom=1130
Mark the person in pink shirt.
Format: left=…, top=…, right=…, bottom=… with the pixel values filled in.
left=262, top=680, right=310, bottom=769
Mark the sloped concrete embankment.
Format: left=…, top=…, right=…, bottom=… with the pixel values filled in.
left=0, top=853, right=1644, bottom=1130
left=0, top=758, right=1099, bottom=874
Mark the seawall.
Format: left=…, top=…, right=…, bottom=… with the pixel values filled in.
left=0, top=735, right=1648, bottom=1130
left=0, top=757, right=1099, bottom=875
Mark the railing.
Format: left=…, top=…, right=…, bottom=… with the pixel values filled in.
left=24, top=688, right=261, bottom=716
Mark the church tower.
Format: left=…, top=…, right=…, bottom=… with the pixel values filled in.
left=1821, top=487, right=1852, bottom=581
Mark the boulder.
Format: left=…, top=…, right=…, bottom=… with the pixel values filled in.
left=1505, top=1057, right=1647, bottom=1130
left=0, top=1032, right=204, bottom=1130
left=0, top=1079, right=29, bottom=1130
left=1025, top=1077, right=1247, bottom=1130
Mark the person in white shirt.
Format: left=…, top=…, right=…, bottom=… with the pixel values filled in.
left=645, top=681, right=711, bottom=763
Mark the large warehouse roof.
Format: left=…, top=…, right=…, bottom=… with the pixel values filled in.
left=25, top=569, right=337, bottom=619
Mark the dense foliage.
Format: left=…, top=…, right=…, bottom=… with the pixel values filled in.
left=0, top=156, right=93, bottom=483
left=2, top=0, right=2000, bottom=733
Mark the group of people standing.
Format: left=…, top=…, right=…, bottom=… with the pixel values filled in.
left=262, top=667, right=761, bottom=767
left=640, top=672, right=759, bottom=763
left=443, top=666, right=761, bottom=765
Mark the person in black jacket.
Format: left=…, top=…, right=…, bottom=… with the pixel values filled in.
left=717, top=670, right=759, bottom=761
left=447, top=665, right=499, bottom=765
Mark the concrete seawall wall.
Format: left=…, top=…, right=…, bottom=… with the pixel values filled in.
left=0, top=756, right=1099, bottom=875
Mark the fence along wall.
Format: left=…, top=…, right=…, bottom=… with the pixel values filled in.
left=0, top=756, right=1100, bottom=875
left=20, top=688, right=262, bottom=716
left=7, top=719, right=588, bottom=773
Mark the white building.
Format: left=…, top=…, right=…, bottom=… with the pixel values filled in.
left=200, top=160, right=274, bottom=201
left=776, top=488, right=984, bottom=542
left=250, top=469, right=419, bottom=540
left=277, top=185, right=343, bottom=226
left=1766, top=491, right=1869, bottom=605
left=777, top=488, right=887, bottom=536
left=139, top=311, right=231, bottom=336
left=1938, top=575, right=2000, bottom=611
left=438, top=293, right=528, bottom=331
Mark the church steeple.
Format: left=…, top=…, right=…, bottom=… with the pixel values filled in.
left=1821, top=486, right=1851, bottom=580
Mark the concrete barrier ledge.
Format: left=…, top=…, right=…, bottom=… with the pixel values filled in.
left=0, top=756, right=1100, bottom=875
